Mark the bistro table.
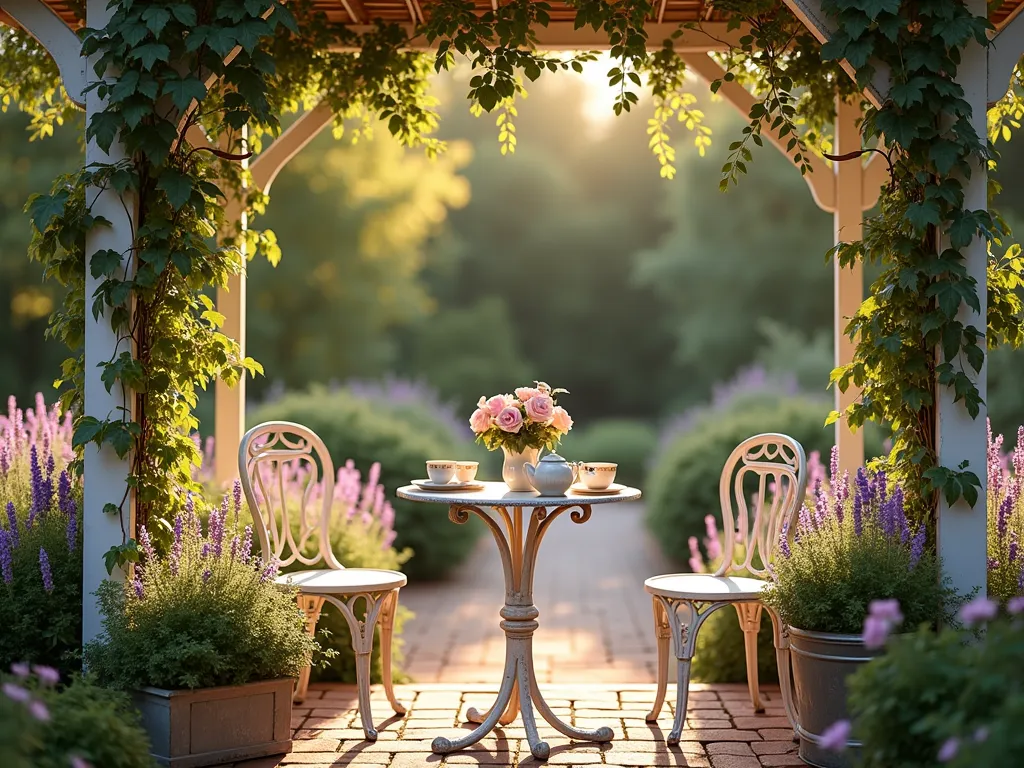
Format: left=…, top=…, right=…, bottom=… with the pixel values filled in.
left=396, top=481, right=642, bottom=760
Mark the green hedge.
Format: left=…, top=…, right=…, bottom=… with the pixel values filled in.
left=252, top=387, right=481, bottom=581
left=646, top=395, right=885, bottom=565
left=692, top=606, right=778, bottom=684
left=557, top=419, right=656, bottom=488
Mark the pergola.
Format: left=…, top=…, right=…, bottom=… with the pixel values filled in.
left=2, top=0, right=1023, bottom=643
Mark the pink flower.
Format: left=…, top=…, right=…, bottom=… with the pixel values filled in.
left=1007, top=596, right=1024, bottom=615
left=524, top=395, right=554, bottom=424
left=70, top=758, right=93, bottom=768
left=2, top=682, right=30, bottom=703
left=28, top=699, right=49, bottom=722
left=937, top=737, right=959, bottom=762
left=868, top=599, right=904, bottom=625
left=480, top=395, right=511, bottom=417
left=959, top=596, right=998, bottom=626
left=469, top=408, right=492, bottom=434
left=32, top=665, right=59, bottom=686
left=819, top=720, right=851, bottom=751
left=10, top=662, right=29, bottom=678
left=551, top=406, right=573, bottom=434
left=515, top=387, right=541, bottom=401
left=862, top=615, right=892, bottom=649
left=496, top=406, right=524, bottom=433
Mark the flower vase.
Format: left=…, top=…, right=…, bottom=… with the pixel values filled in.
left=501, top=446, right=541, bottom=492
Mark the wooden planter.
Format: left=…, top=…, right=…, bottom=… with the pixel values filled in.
left=132, top=678, right=293, bottom=767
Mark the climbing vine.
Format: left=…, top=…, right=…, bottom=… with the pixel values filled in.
left=5, top=0, right=1024, bottom=567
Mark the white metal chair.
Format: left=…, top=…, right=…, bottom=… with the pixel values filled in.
left=645, top=433, right=806, bottom=744
left=238, top=421, right=407, bottom=740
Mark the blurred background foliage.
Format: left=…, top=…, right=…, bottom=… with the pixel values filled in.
left=4, top=63, right=1024, bottom=570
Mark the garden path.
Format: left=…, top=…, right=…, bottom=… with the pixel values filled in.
left=399, top=502, right=675, bottom=684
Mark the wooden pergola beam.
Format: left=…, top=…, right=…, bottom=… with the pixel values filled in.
left=250, top=101, right=335, bottom=194
left=681, top=52, right=836, bottom=212
left=329, top=21, right=747, bottom=52
left=0, top=0, right=86, bottom=106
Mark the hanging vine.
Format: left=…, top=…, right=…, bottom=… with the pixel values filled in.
left=4, top=0, right=1024, bottom=571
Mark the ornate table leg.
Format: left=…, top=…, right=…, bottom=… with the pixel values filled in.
left=431, top=503, right=615, bottom=760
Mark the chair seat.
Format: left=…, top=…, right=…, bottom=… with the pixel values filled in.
left=276, top=568, right=407, bottom=594
left=644, top=573, right=767, bottom=601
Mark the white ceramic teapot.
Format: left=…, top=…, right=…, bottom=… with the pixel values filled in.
left=523, top=453, right=578, bottom=496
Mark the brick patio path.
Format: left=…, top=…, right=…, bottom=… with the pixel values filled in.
left=397, top=502, right=675, bottom=684
left=231, top=682, right=801, bottom=768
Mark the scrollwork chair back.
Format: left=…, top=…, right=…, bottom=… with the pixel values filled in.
left=238, top=421, right=344, bottom=571
left=714, top=433, right=807, bottom=579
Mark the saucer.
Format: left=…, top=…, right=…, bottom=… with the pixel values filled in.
left=569, top=482, right=625, bottom=495
left=412, top=479, right=486, bottom=492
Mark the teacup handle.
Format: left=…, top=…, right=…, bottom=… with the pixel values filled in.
left=571, top=462, right=581, bottom=484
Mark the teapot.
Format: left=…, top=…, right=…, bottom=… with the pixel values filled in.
left=523, top=453, right=578, bottom=496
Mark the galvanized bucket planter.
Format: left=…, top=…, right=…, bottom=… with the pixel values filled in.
left=786, top=627, right=883, bottom=768
left=132, top=678, right=293, bottom=767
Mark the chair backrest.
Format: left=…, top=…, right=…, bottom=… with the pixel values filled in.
left=237, top=421, right=343, bottom=570
left=714, top=433, right=807, bottom=579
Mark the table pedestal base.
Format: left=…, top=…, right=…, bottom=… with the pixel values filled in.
left=430, top=503, right=615, bottom=760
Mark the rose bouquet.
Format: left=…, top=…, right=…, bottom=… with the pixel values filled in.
left=469, top=382, right=573, bottom=454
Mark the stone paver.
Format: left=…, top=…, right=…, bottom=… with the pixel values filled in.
left=228, top=683, right=799, bottom=768
left=399, top=503, right=675, bottom=684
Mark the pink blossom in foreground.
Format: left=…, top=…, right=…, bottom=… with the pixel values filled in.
left=28, top=699, right=50, bottom=722
left=1008, top=596, right=1024, bottom=615
left=819, top=719, right=851, bottom=751
left=2, top=682, right=30, bottom=703
left=938, top=737, right=959, bottom=762
left=32, top=664, right=59, bottom=686
left=959, top=596, right=998, bottom=627
left=862, top=615, right=892, bottom=650
left=10, top=662, right=29, bottom=678
left=868, top=599, right=903, bottom=625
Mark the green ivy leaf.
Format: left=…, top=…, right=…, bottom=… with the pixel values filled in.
left=141, top=6, right=172, bottom=35
left=73, top=416, right=104, bottom=448
left=89, top=249, right=123, bottom=279
left=163, top=76, right=207, bottom=112
left=27, top=190, right=69, bottom=232
left=129, top=42, right=171, bottom=70
left=158, top=170, right=194, bottom=210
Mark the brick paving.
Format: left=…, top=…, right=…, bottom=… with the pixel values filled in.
left=228, top=503, right=803, bottom=766
left=231, top=682, right=800, bottom=768
left=397, top=502, right=674, bottom=684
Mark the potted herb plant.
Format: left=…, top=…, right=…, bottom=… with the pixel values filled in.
left=761, top=450, right=948, bottom=768
left=85, top=493, right=317, bottom=767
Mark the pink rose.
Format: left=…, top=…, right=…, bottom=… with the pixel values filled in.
left=469, top=408, right=492, bottom=434
left=515, top=387, right=541, bottom=401
left=524, top=394, right=554, bottom=424
left=496, top=406, right=524, bottom=433
left=551, top=406, right=573, bottom=434
left=479, top=394, right=511, bottom=417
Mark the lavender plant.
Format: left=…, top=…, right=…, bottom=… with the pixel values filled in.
left=986, top=421, right=1024, bottom=602
left=0, top=395, right=83, bottom=674
left=85, top=492, right=316, bottom=690
left=761, top=449, right=947, bottom=635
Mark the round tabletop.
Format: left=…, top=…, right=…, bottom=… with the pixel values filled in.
left=397, top=481, right=641, bottom=507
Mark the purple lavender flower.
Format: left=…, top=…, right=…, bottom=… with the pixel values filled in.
left=959, top=596, right=998, bottom=626
left=778, top=523, right=791, bottom=558
left=909, top=526, right=926, bottom=569
left=57, top=470, right=73, bottom=516
left=998, top=494, right=1013, bottom=540
left=835, top=470, right=849, bottom=523
left=0, top=441, right=9, bottom=475
left=853, top=468, right=868, bottom=536
left=32, top=665, right=59, bottom=686
left=798, top=504, right=814, bottom=534
left=241, top=525, right=253, bottom=564
left=233, top=480, right=243, bottom=526
left=202, top=569, right=212, bottom=583
left=813, top=480, right=828, bottom=526
left=28, top=445, right=52, bottom=522
left=39, top=548, right=53, bottom=592
left=28, top=699, right=50, bottom=722
left=259, top=557, right=279, bottom=583
left=212, top=498, right=228, bottom=557
left=10, top=662, right=29, bottom=678
left=1010, top=533, right=1019, bottom=564
left=819, top=720, right=851, bottom=752
left=988, top=557, right=1000, bottom=571
left=6, top=501, right=18, bottom=548
left=874, top=469, right=888, bottom=504
left=829, top=445, right=839, bottom=484
left=170, top=514, right=183, bottom=576
left=132, top=577, right=144, bottom=599
left=65, top=503, right=77, bottom=552
left=184, top=494, right=199, bottom=536
left=1014, top=425, right=1024, bottom=478
left=200, top=542, right=211, bottom=558
left=138, top=526, right=155, bottom=562
left=45, top=451, right=55, bottom=480
left=938, top=737, right=959, bottom=762
left=2, top=682, right=30, bottom=703
left=0, top=531, right=12, bottom=585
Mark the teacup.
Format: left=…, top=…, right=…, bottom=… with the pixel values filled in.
left=455, top=461, right=479, bottom=483
left=579, top=462, right=617, bottom=490
left=426, top=460, right=456, bottom=484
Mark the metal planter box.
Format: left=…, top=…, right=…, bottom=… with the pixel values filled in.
left=132, top=678, right=293, bottom=767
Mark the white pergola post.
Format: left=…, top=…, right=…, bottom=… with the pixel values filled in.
left=82, top=0, right=134, bottom=642
left=211, top=102, right=334, bottom=485
left=936, top=0, right=989, bottom=599
left=832, top=97, right=865, bottom=475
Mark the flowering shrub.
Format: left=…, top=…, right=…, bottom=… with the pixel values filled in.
left=987, top=421, right=1024, bottom=602
left=469, top=382, right=573, bottom=453
left=1, top=663, right=153, bottom=768
left=761, top=449, right=947, bottom=634
left=0, top=395, right=83, bottom=675
left=86, top=492, right=316, bottom=690
left=844, top=597, right=1024, bottom=768
left=686, top=515, right=778, bottom=684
